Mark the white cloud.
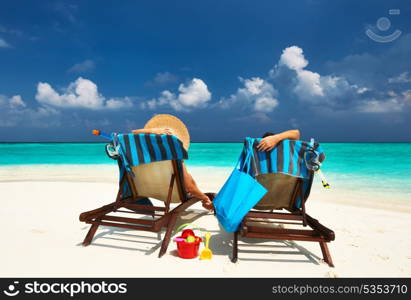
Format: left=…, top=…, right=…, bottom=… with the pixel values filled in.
left=35, top=77, right=132, bottom=110
left=226, top=44, right=411, bottom=115
left=0, top=38, right=10, bottom=48
left=275, top=46, right=338, bottom=101
left=295, top=69, right=324, bottom=97
left=326, top=34, right=411, bottom=90
left=68, top=59, right=95, bottom=73
left=244, top=77, right=267, bottom=95
left=279, top=46, right=308, bottom=71
left=0, top=94, right=60, bottom=128
left=143, top=78, right=211, bottom=111
left=105, top=97, right=132, bottom=109
left=9, top=95, right=26, bottom=109
left=0, top=94, right=27, bottom=110
left=177, top=78, right=211, bottom=107
left=357, top=99, right=402, bottom=113
left=357, top=90, right=411, bottom=113
left=270, top=45, right=370, bottom=107
left=388, top=72, right=411, bottom=83
left=219, top=77, right=279, bottom=112
left=141, top=90, right=174, bottom=110
left=254, top=96, right=279, bottom=112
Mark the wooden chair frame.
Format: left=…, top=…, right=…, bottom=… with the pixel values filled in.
left=232, top=177, right=335, bottom=267
left=79, top=160, right=203, bottom=257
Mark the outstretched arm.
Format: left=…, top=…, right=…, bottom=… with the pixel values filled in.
left=132, top=128, right=172, bottom=135
left=257, top=129, right=300, bottom=151
left=182, top=164, right=213, bottom=210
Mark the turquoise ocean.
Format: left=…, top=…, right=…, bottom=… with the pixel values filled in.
left=1, top=143, right=411, bottom=199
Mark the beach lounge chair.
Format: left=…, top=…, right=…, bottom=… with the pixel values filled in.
left=79, top=132, right=211, bottom=257
left=231, top=138, right=335, bottom=267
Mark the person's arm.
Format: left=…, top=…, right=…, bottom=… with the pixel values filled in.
left=132, top=128, right=172, bottom=135
left=182, top=164, right=213, bottom=210
left=257, top=129, right=300, bottom=151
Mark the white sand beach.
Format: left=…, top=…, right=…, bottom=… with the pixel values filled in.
left=1, top=165, right=410, bottom=277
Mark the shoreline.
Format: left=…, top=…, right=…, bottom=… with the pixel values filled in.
left=1, top=164, right=410, bottom=213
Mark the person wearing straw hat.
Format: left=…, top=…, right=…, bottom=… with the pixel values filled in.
left=132, top=114, right=213, bottom=210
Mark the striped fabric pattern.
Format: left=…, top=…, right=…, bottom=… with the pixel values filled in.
left=242, top=137, right=325, bottom=179
left=239, top=137, right=324, bottom=209
left=117, top=133, right=188, bottom=167
left=118, top=160, right=132, bottom=200
left=115, top=133, right=187, bottom=200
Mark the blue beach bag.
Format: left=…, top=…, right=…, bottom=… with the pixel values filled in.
left=213, top=141, right=268, bottom=232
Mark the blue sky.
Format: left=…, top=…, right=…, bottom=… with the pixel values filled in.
left=1, top=0, right=411, bottom=142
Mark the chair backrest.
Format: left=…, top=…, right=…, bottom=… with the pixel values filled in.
left=115, top=133, right=188, bottom=204
left=253, top=172, right=314, bottom=211
left=254, top=173, right=299, bottom=210
left=130, top=160, right=186, bottom=203
left=239, top=137, right=321, bottom=211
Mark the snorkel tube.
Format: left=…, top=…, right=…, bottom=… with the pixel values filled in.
left=316, top=169, right=330, bottom=189
left=92, top=129, right=112, bottom=140
left=92, top=129, right=121, bottom=160
left=92, top=129, right=135, bottom=177
left=305, top=139, right=330, bottom=189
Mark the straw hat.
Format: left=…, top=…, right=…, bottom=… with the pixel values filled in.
left=144, top=114, right=190, bottom=150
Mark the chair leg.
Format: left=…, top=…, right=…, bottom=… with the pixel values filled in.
left=82, top=223, right=100, bottom=246
left=158, top=213, right=178, bottom=258
left=319, top=241, right=334, bottom=267
left=231, top=231, right=238, bottom=263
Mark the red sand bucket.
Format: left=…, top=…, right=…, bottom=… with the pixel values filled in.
left=174, top=229, right=202, bottom=259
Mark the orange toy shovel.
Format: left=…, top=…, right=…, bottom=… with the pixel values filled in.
left=200, top=232, right=213, bottom=260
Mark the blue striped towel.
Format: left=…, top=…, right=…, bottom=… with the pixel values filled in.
left=241, top=137, right=325, bottom=179
left=117, top=133, right=187, bottom=167
left=240, top=137, right=326, bottom=208
left=115, top=133, right=187, bottom=200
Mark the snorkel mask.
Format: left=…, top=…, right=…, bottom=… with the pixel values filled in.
left=304, top=139, right=330, bottom=189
